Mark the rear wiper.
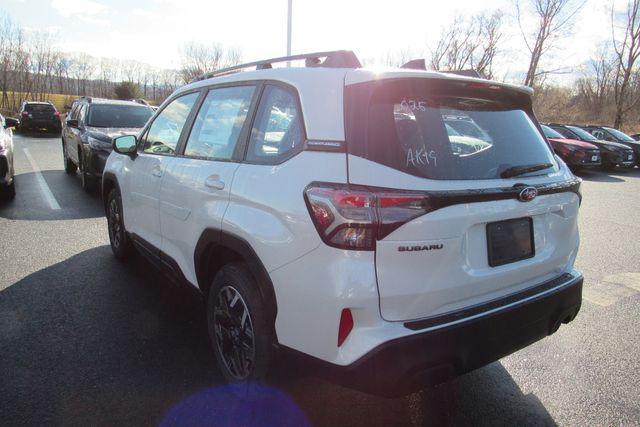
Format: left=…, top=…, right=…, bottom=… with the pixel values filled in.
left=499, top=163, right=553, bottom=178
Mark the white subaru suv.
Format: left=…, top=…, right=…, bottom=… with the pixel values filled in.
left=103, top=51, right=583, bottom=396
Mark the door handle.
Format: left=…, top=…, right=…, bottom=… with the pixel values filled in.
left=204, top=175, right=225, bottom=190
left=152, top=166, right=162, bottom=178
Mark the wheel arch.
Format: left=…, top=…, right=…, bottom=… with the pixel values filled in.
left=195, top=228, right=278, bottom=327
left=101, top=172, right=121, bottom=215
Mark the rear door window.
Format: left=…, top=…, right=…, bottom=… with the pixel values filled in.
left=184, top=85, right=255, bottom=160
left=246, top=85, right=304, bottom=164
left=346, top=79, right=557, bottom=180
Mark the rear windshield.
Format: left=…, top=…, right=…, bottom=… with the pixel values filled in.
left=541, top=125, right=564, bottom=139
left=603, top=127, right=635, bottom=142
left=346, top=79, right=557, bottom=180
left=25, top=104, right=55, bottom=112
left=87, top=104, right=153, bottom=128
left=566, top=126, right=598, bottom=141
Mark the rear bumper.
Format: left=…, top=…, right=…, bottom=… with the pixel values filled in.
left=285, top=272, right=583, bottom=397
left=20, top=118, right=61, bottom=130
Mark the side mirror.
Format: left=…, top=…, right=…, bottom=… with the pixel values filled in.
left=113, top=135, right=137, bottom=156
left=4, top=117, right=19, bottom=129
left=66, top=119, right=78, bottom=128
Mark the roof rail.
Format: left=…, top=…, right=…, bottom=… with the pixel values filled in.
left=190, top=50, right=362, bottom=83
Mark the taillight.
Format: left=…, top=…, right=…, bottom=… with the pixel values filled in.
left=54, top=112, right=60, bottom=117
left=304, top=183, right=431, bottom=250
left=21, top=111, right=28, bottom=117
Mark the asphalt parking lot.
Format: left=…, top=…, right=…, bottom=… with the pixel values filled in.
left=1, top=133, right=639, bottom=426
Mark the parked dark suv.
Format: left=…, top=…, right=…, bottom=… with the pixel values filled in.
left=548, top=124, right=635, bottom=169
left=18, top=101, right=61, bottom=134
left=62, top=97, right=153, bottom=191
left=581, top=125, right=640, bottom=166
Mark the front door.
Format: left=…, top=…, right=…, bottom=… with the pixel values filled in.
left=124, top=91, right=201, bottom=250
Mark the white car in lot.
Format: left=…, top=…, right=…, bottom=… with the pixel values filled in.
left=102, top=51, right=583, bottom=396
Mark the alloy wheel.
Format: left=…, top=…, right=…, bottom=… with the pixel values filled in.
left=108, top=198, right=121, bottom=249
left=213, top=285, right=256, bottom=380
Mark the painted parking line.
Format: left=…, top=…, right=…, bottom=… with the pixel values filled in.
left=22, top=147, right=61, bottom=210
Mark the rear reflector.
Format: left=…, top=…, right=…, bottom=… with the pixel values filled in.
left=337, top=308, right=354, bottom=347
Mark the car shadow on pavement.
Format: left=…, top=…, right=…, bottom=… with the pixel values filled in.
left=0, top=246, right=557, bottom=427
left=574, top=167, right=640, bottom=183
left=0, top=170, right=103, bottom=220
left=14, top=130, right=61, bottom=139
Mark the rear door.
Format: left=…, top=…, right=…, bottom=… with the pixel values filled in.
left=158, top=84, right=257, bottom=284
left=344, top=76, right=580, bottom=322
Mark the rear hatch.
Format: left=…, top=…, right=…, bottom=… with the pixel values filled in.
left=344, top=73, right=581, bottom=322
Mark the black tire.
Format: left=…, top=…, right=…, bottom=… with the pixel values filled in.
left=1, top=181, right=15, bottom=201
left=78, top=150, right=95, bottom=192
left=106, top=188, right=133, bottom=260
left=207, top=263, right=273, bottom=384
left=62, top=140, right=77, bottom=174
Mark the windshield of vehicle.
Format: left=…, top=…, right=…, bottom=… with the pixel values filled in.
left=541, top=125, right=564, bottom=139
left=87, top=104, right=153, bottom=128
left=603, top=127, right=635, bottom=142
left=346, top=78, right=557, bottom=180
left=25, top=104, right=55, bottom=112
left=566, top=126, right=598, bottom=141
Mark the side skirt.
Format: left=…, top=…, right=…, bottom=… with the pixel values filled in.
left=129, top=233, right=197, bottom=293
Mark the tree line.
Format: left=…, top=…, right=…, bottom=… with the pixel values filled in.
left=0, top=0, right=639, bottom=130
left=0, top=14, right=242, bottom=113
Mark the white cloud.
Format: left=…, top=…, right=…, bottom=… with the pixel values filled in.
left=51, top=0, right=109, bottom=25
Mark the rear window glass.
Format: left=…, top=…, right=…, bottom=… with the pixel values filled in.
left=87, top=104, right=153, bottom=128
left=346, top=79, right=557, bottom=180
left=566, top=126, right=597, bottom=141
left=603, top=127, right=635, bottom=142
left=541, top=125, right=564, bottom=139
left=25, top=104, right=55, bottom=112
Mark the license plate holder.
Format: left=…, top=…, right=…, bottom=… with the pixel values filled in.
left=486, top=217, right=534, bottom=267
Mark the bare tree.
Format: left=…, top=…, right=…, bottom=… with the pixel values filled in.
left=576, top=46, right=615, bottom=118
left=611, top=0, right=640, bottom=128
left=430, top=11, right=504, bottom=79
left=517, top=0, right=584, bottom=87
left=179, top=42, right=242, bottom=83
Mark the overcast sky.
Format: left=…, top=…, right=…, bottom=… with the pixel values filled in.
left=0, top=0, right=618, bottom=83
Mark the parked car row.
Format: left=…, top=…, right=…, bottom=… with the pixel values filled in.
left=542, top=123, right=638, bottom=170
